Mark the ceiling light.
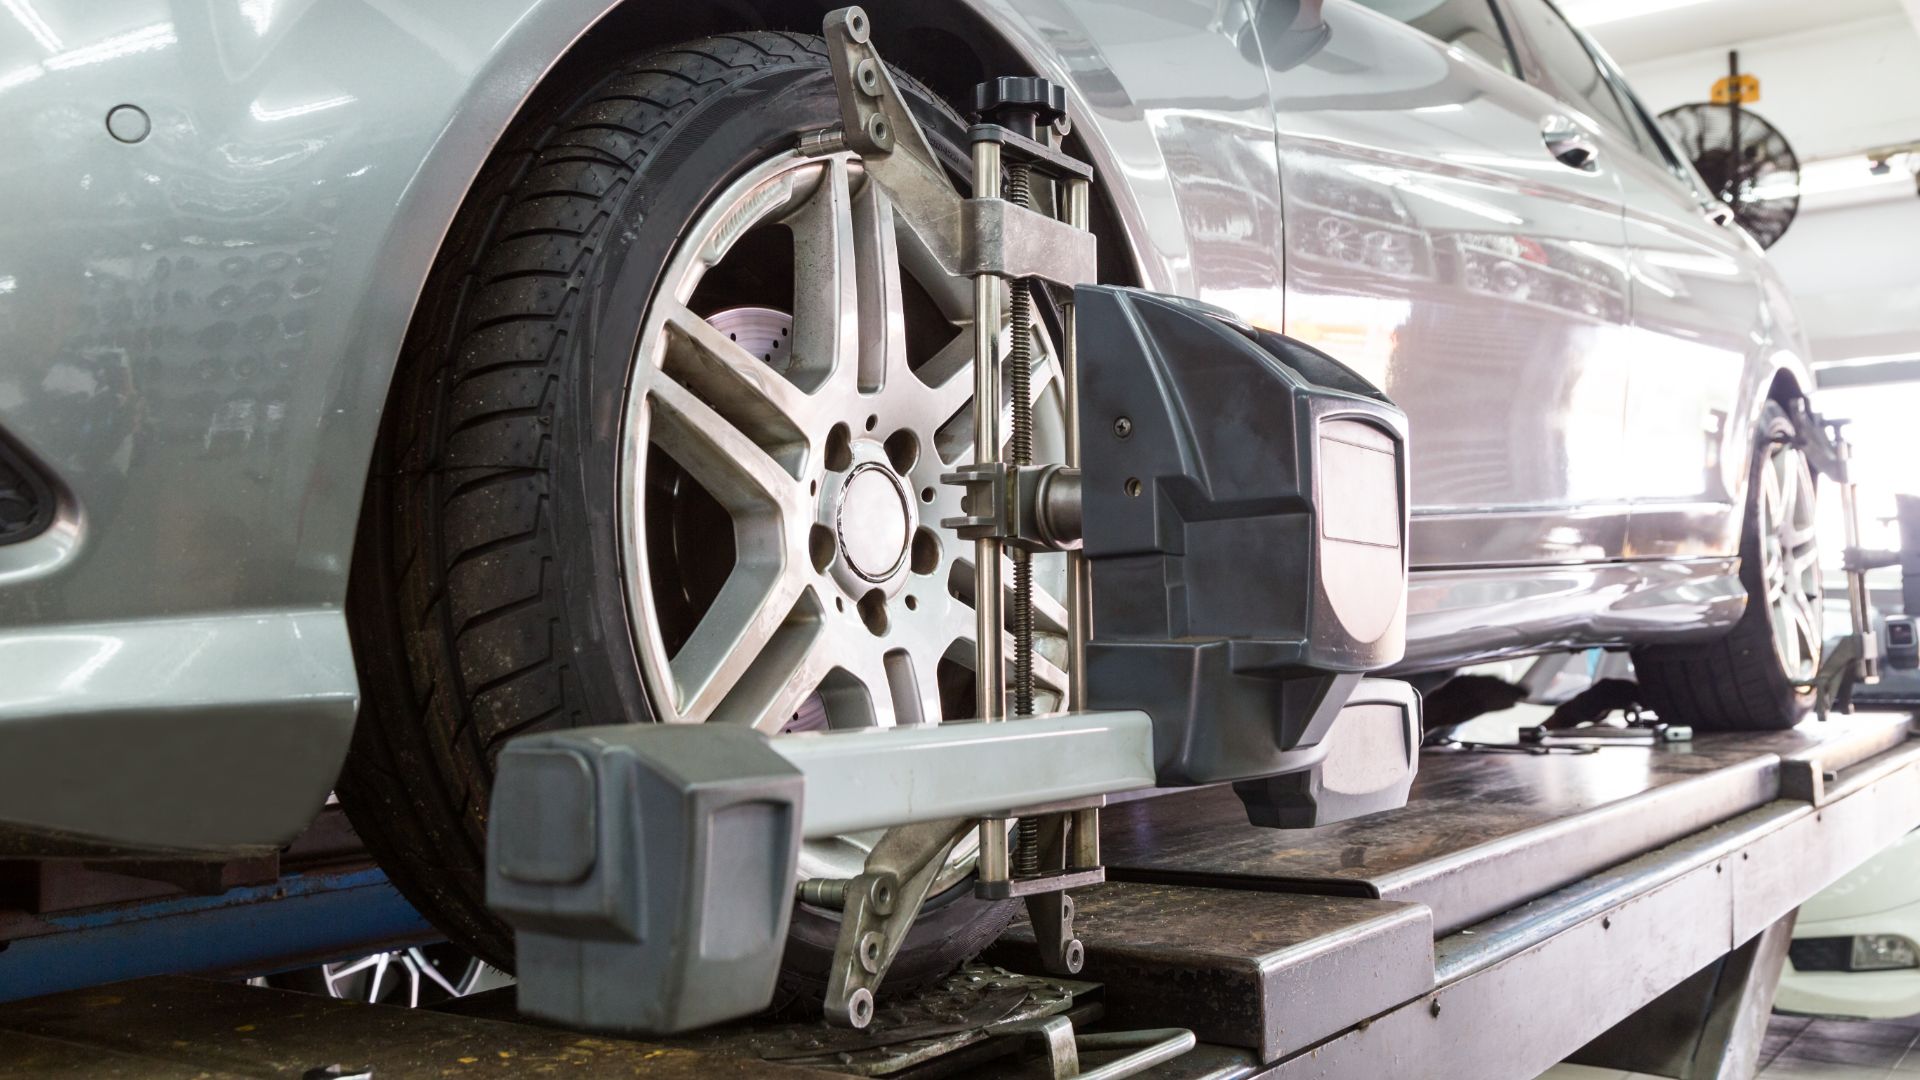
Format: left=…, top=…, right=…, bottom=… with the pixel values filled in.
left=1560, top=0, right=1717, bottom=28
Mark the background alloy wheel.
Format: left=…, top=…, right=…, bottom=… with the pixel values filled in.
left=1633, top=400, right=1822, bottom=731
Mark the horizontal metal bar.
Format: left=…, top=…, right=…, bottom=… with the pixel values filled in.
left=1261, top=746, right=1920, bottom=1079
left=975, top=866, right=1107, bottom=900
left=962, top=198, right=1098, bottom=285
left=768, top=711, right=1156, bottom=838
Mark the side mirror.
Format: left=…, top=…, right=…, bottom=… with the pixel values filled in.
left=1240, top=0, right=1331, bottom=72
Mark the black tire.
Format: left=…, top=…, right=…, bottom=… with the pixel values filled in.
left=1632, top=400, right=1821, bottom=731
left=337, top=31, right=1013, bottom=1002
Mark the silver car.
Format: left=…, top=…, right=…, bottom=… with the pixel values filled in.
left=0, top=0, right=1820, bottom=995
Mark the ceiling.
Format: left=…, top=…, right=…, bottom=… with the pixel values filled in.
left=1576, top=0, right=1905, bottom=65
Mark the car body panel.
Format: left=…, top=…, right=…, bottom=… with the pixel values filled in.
left=1397, top=557, right=1745, bottom=672
left=0, top=0, right=654, bottom=848
left=0, top=0, right=1265, bottom=850
left=1487, top=0, right=1814, bottom=561
left=0, top=0, right=1799, bottom=852
left=1263, top=0, right=1640, bottom=570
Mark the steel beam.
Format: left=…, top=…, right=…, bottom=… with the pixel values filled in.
left=1257, top=745, right=1920, bottom=1079
left=769, top=710, right=1156, bottom=837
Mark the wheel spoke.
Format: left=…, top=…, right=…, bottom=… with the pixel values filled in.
left=659, top=304, right=813, bottom=473
left=1028, top=576, right=1071, bottom=637
left=852, top=175, right=907, bottom=394
left=648, top=376, right=800, bottom=515
left=412, top=949, right=463, bottom=998
left=1025, top=647, right=1071, bottom=705
left=895, top=649, right=947, bottom=725
left=920, top=332, right=976, bottom=427
left=670, top=565, right=807, bottom=722
left=999, top=336, right=1063, bottom=456
left=787, top=156, right=858, bottom=393
left=702, top=603, right=842, bottom=732
left=366, top=954, right=390, bottom=1004
left=893, top=188, right=972, bottom=322
left=1773, top=449, right=1798, bottom=527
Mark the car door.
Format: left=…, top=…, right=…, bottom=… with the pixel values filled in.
left=1257, top=0, right=1638, bottom=569
left=1494, top=0, right=1772, bottom=564
left=1604, top=61, right=1776, bottom=561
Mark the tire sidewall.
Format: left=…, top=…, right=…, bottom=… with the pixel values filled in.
left=548, top=61, right=841, bottom=731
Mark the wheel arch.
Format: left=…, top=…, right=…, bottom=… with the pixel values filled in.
left=338, top=0, right=1146, bottom=563
left=1725, top=353, right=1817, bottom=521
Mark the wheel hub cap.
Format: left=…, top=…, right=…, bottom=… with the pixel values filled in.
left=838, top=463, right=912, bottom=582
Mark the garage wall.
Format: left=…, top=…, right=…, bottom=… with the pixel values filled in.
left=1618, top=14, right=1920, bottom=160
left=1612, top=16, right=1920, bottom=369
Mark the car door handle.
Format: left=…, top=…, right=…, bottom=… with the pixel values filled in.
left=1541, top=115, right=1599, bottom=171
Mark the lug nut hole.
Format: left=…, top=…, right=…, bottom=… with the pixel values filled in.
left=911, top=527, right=941, bottom=574
left=858, top=589, right=889, bottom=636
left=884, top=429, right=919, bottom=473
left=809, top=523, right=836, bottom=573
left=826, top=422, right=853, bottom=472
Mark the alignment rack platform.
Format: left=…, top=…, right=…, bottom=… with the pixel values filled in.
left=1, top=712, right=1915, bottom=1080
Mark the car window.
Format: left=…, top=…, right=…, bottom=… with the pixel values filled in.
left=1613, top=72, right=1716, bottom=198
left=1499, top=0, right=1640, bottom=146
left=1349, top=0, right=1520, bottom=76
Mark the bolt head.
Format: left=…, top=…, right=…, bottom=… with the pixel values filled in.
left=1063, top=938, right=1086, bottom=974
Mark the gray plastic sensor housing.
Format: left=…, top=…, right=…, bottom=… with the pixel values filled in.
left=1075, top=285, right=1410, bottom=787
left=486, top=724, right=803, bottom=1034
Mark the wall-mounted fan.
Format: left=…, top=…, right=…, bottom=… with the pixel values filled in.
left=1658, top=66, right=1800, bottom=249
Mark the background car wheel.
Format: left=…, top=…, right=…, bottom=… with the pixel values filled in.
left=338, top=32, right=1069, bottom=1004
left=1632, top=399, right=1823, bottom=731
left=262, top=944, right=509, bottom=1008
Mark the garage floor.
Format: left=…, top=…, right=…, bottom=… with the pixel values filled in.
left=1542, top=1011, right=1920, bottom=1079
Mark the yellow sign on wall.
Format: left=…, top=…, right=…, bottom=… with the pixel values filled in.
left=1711, top=74, right=1760, bottom=105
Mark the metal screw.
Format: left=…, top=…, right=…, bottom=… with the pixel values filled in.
left=1429, top=999, right=1442, bottom=1018
left=1113, top=416, right=1132, bottom=439
left=1602, top=916, right=1612, bottom=930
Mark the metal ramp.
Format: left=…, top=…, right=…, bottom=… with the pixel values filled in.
left=0, top=712, right=1914, bottom=1080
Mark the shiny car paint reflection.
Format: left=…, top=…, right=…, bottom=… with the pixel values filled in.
left=0, top=0, right=1808, bottom=852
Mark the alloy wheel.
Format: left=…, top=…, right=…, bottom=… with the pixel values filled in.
left=618, top=151, right=1069, bottom=885
left=1757, top=433, right=1823, bottom=683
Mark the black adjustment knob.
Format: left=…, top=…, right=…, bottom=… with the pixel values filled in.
left=972, top=76, right=1067, bottom=140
